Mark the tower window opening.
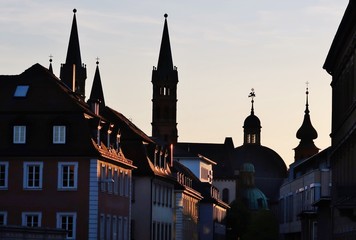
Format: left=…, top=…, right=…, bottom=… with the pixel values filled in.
left=251, top=134, right=256, bottom=143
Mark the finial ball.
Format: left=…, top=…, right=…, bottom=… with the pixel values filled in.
left=73, top=9, right=77, bottom=13
left=164, top=13, right=168, bottom=18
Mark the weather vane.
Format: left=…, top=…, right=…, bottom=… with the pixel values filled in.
left=248, top=88, right=255, bottom=100
left=248, top=88, right=255, bottom=114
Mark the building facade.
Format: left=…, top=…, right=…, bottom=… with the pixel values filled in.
left=323, top=1, right=356, bottom=238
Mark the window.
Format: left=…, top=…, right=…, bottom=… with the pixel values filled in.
left=106, top=215, right=111, bottom=240
left=101, top=165, right=106, bottom=192
left=0, top=212, right=7, bottom=225
left=58, top=162, right=78, bottom=190
left=113, top=169, right=119, bottom=195
left=57, top=212, right=76, bottom=239
left=108, top=168, right=113, bottom=193
left=118, top=217, right=123, bottom=240
left=13, top=125, right=26, bottom=144
left=23, top=162, right=43, bottom=189
left=0, top=162, right=9, bottom=189
left=14, top=85, right=29, bottom=97
left=53, top=125, right=66, bottom=144
left=112, top=216, right=117, bottom=240
left=100, top=214, right=105, bottom=240
left=22, top=212, right=41, bottom=227
left=123, top=217, right=128, bottom=240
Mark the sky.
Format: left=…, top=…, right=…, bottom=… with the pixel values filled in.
left=0, top=0, right=349, bottom=166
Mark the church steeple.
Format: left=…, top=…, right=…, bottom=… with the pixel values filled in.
left=48, top=55, right=53, bottom=74
left=60, top=9, right=87, bottom=98
left=294, top=84, right=319, bottom=161
left=243, top=89, right=261, bottom=145
left=157, top=13, right=174, bottom=73
left=151, top=14, right=178, bottom=145
left=88, top=59, right=105, bottom=114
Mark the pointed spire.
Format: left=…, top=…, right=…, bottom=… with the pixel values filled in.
left=48, top=54, right=53, bottom=74
left=294, top=83, right=319, bottom=161
left=157, top=13, right=174, bottom=72
left=60, top=9, right=87, bottom=98
left=88, top=58, right=105, bottom=107
left=65, top=9, right=82, bottom=66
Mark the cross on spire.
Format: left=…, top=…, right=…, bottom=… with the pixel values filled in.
left=248, top=88, right=255, bottom=115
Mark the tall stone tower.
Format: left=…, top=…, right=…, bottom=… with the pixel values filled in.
left=151, top=14, right=178, bottom=145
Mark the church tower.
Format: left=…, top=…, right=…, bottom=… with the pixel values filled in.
left=151, top=14, right=178, bottom=144
left=60, top=9, right=87, bottom=99
left=243, top=89, right=261, bottom=145
left=293, top=85, right=319, bottom=161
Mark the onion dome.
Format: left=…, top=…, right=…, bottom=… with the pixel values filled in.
left=294, top=85, right=319, bottom=161
left=296, top=87, right=318, bottom=140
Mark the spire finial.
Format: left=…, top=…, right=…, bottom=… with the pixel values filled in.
left=96, top=57, right=100, bottom=65
left=248, top=88, right=255, bottom=115
left=73, top=9, right=77, bottom=14
left=305, top=82, right=310, bottom=114
left=48, top=54, right=53, bottom=73
left=164, top=13, right=168, bottom=19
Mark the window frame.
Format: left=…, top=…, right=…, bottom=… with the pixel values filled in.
left=0, top=162, right=9, bottom=189
left=13, top=125, right=26, bottom=144
left=14, top=85, right=29, bottom=97
left=23, top=162, right=43, bottom=189
left=57, top=162, right=78, bottom=190
left=0, top=212, right=7, bottom=226
left=53, top=125, right=66, bottom=144
left=22, top=212, right=42, bottom=227
left=56, top=212, right=77, bottom=240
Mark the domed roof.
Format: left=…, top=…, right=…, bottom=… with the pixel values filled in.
left=234, top=145, right=287, bottom=178
left=233, top=145, right=287, bottom=201
left=243, top=114, right=261, bottom=129
left=241, top=187, right=269, bottom=210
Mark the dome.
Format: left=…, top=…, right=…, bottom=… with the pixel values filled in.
left=296, top=114, right=318, bottom=140
left=233, top=145, right=287, bottom=201
left=241, top=187, right=269, bottom=210
left=243, top=114, right=261, bottom=129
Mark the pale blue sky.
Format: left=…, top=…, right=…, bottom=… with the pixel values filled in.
left=0, top=0, right=349, bottom=166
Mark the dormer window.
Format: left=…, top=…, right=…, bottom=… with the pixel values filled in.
left=13, top=125, right=26, bottom=144
left=53, top=125, right=66, bottom=144
left=14, top=85, right=29, bottom=97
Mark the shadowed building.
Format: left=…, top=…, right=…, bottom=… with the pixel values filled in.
left=323, top=1, right=356, bottom=238
left=0, top=10, right=136, bottom=240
